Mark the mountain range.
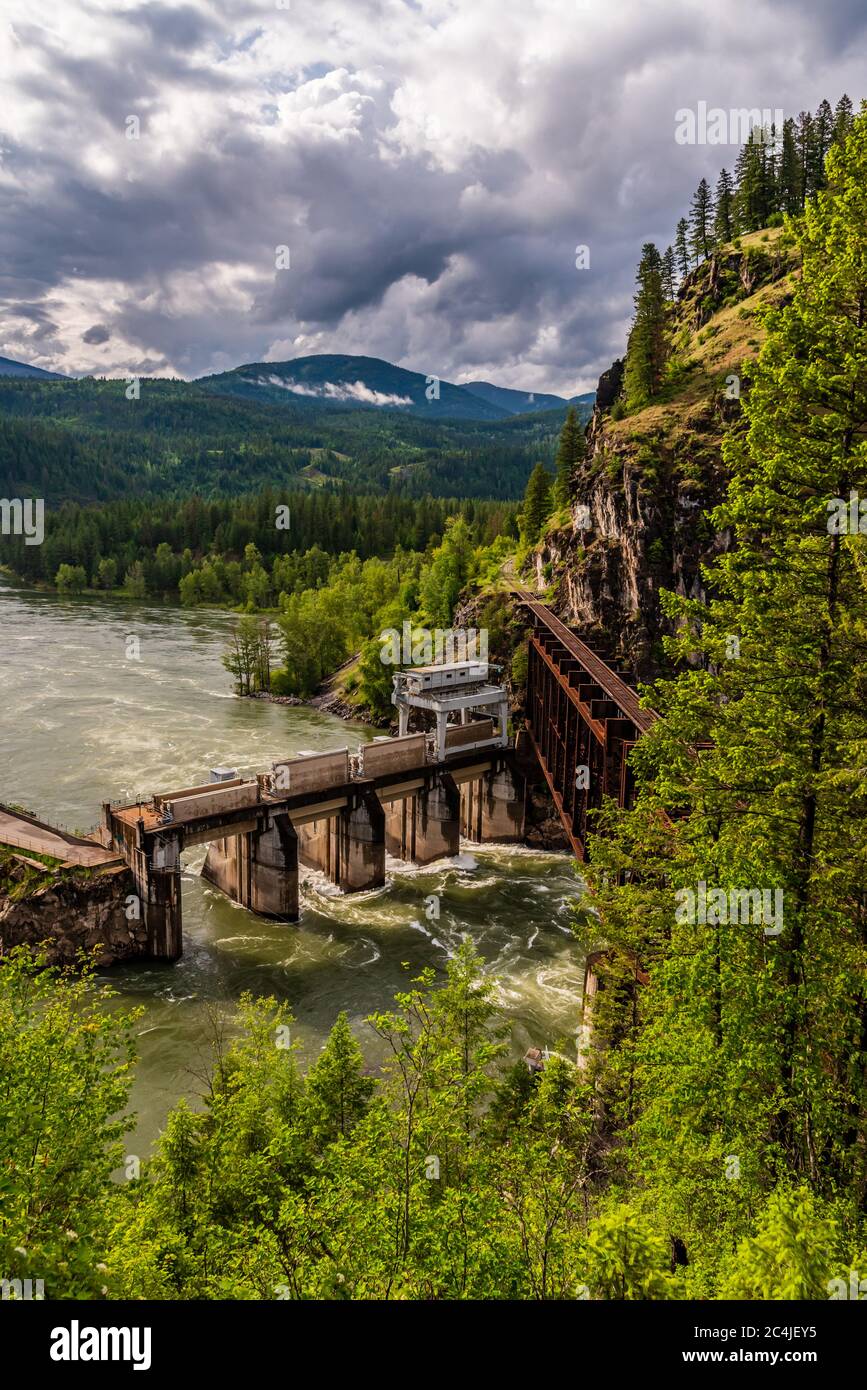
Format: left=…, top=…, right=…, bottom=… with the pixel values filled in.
left=0, top=351, right=593, bottom=422
left=198, top=354, right=594, bottom=421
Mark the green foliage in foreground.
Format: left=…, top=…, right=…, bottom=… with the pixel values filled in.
left=2, top=943, right=862, bottom=1300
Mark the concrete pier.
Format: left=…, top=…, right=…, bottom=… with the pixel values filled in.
left=456, top=758, right=525, bottom=844
left=202, top=811, right=299, bottom=920
left=382, top=768, right=461, bottom=865
left=296, top=786, right=385, bottom=892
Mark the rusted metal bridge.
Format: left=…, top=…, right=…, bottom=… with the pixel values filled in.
left=514, top=592, right=657, bottom=859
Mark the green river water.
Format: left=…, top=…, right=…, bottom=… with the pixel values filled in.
left=0, top=582, right=585, bottom=1155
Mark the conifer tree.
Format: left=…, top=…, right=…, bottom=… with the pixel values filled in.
left=520, top=463, right=553, bottom=544
left=306, top=1012, right=375, bottom=1144
left=796, top=109, right=815, bottom=205
left=553, top=406, right=586, bottom=510
left=713, top=168, right=734, bottom=244
left=661, top=245, right=676, bottom=300
left=734, top=130, right=770, bottom=230
left=674, top=217, right=690, bottom=279
left=688, top=177, right=714, bottom=261
left=812, top=98, right=834, bottom=190
left=622, top=243, right=668, bottom=409
left=832, top=93, right=854, bottom=146
left=777, top=117, right=801, bottom=215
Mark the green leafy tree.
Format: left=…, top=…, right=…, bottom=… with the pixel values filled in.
left=582, top=111, right=867, bottom=1271
left=0, top=949, right=138, bottom=1299
left=55, top=563, right=87, bottom=593
left=95, top=555, right=118, bottom=589
left=418, top=516, right=475, bottom=627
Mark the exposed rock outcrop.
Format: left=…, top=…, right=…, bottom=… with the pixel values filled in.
left=0, top=863, right=145, bottom=966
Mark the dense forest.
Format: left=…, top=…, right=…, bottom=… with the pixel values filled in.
left=672, top=94, right=855, bottom=274
left=621, top=94, right=856, bottom=415
left=0, top=373, right=583, bottom=504
left=2, top=487, right=515, bottom=597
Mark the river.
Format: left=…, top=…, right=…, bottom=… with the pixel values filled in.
left=0, top=582, right=585, bottom=1154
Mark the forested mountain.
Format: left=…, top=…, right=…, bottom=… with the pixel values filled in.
left=0, top=370, right=592, bottom=504
left=0, top=355, right=68, bottom=380
left=200, top=353, right=510, bottom=420
left=460, top=380, right=572, bottom=415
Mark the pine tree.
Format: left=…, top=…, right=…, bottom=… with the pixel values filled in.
left=306, top=1012, right=374, bottom=1144
left=812, top=98, right=834, bottom=190
left=689, top=177, right=714, bottom=261
left=674, top=217, right=690, bottom=279
left=553, top=406, right=586, bottom=510
left=734, top=131, right=769, bottom=231
left=777, top=117, right=801, bottom=216
left=622, top=242, right=668, bottom=410
left=796, top=109, right=815, bottom=205
left=661, top=245, right=676, bottom=300
left=713, top=169, right=734, bottom=244
left=832, top=93, right=854, bottom=145
left=520, top=463, right=553, bottom=544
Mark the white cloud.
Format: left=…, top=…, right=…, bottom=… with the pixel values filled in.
left=247, top=373, right=413, bottom=407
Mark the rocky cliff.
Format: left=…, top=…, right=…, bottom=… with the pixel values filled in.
left=533, top=226, right=800, bottom=680
left=0, top=857, right=145, bottom=966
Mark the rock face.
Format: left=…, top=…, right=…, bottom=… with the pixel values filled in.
left=595, top=358, right=624, bottom=414
left=533, top=403, right=729, bottom=680
left=533, top=229, right=798, bottom=681
left=0, top=864, right=146, bottom=966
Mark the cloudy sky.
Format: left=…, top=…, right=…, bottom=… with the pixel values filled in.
left=0, top=0, right=864, bottom=394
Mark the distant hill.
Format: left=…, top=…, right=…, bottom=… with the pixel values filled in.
left=0, top=353, right=594, bottom=505
left=0, top=355, right=67, bottom=380
left=199, top=354, right=595, bottom=421
left=198, top=354, right=518, bottom=421
left=460, top=380, right=571, bottom=415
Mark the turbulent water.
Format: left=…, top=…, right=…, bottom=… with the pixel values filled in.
left=0, top=582, right=585, bottom=1153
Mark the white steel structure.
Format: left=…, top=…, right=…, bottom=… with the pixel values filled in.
left=392, top=661, right=509, bottom=762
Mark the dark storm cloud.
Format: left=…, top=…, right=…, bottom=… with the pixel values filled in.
left=0, top=0, right=862, bottom=389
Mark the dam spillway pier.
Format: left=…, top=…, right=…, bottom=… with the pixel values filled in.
left=101, top=685, right=526, bottom=961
